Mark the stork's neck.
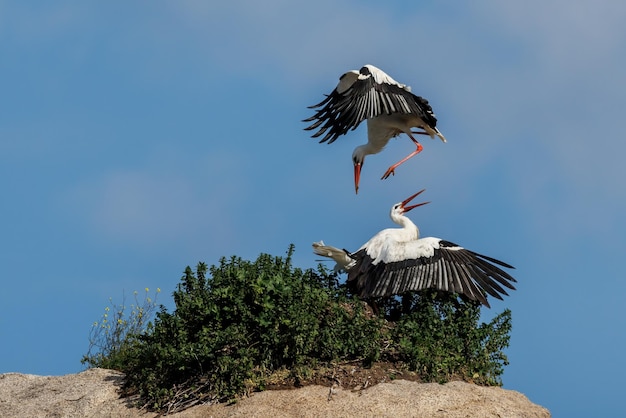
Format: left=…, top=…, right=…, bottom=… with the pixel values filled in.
left=353, top=143, right=382, bottom=163
left=391, top=212, right=420, bottom=240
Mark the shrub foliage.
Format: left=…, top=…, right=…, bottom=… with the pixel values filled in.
left=83, top=245, right=512, bottom=412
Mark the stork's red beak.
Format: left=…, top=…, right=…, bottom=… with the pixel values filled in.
left=354, top=163, right=362, bottom=194
left=401, top=189, right=430, bottom=212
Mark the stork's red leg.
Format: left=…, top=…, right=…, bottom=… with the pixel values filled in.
left=381, top=133, right=424, bottom=180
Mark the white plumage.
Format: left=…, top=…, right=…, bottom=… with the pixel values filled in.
left=304, top=64, right=446, bottom=194
left=312, top=190, right=516, bottom=307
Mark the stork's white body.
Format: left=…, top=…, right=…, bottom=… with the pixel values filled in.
left=313, top=191, right=516, bottom=307
left=356, top=113, right=417, bottom=154
left=304, top=64, right=446, bottom=193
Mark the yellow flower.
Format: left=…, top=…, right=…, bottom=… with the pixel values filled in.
left=145, top=287, right=149, bottom=292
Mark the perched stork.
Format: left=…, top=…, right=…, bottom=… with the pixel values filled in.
left=304, top=64, right=446, bottom=194
left=312, top=190, right=516, bottom=307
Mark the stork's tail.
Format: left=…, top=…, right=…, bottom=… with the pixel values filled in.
left=435, top=128, right=447, bottom=143
left=312, top=241, right=355, bottom=273
left=421, top=125, right=447, bottom=143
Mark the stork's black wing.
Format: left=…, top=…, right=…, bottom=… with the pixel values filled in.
left=303, top=67, right=437, bottom=144
left=347, top=239, right=516, bottom=308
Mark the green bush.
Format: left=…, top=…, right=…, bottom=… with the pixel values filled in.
left=84, top=245, right=512, bottom=412
left=116, top=245, right=383, bottom=410
left=383, top=291, right=511, bottom=385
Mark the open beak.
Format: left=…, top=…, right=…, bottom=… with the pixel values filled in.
left=353, top=163, right=362, bottom=194
left=401, top=189, right=430, bottom=212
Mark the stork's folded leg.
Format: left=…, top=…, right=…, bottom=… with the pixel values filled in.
left=381, top=134, right=424, bottom=180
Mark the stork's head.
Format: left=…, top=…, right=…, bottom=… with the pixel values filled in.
left=391, top=189, right=430, bottom=217
left=352, top=147, right=367, bottom=194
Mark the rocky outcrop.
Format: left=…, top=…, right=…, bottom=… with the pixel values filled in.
left=0, top=368, right=550, bottom=417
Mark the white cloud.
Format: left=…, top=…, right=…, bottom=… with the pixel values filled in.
left=465, top=2, right=626, bottom=237
left=65, top=149, right=249, bottom=251
left=476, top=2, right=626, bottom=69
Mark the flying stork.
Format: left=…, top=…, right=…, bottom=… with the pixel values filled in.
left=312, top=190, right=516, bottom=307
left=304, top=64, right=446, bottom=194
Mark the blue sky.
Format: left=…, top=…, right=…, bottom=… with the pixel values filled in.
left=1, top=1, right=624, bottom=416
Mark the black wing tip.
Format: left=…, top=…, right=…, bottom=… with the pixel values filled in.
left=477, top=294, right=492, bottom=308
left=465, top=248, right=515, bottom=270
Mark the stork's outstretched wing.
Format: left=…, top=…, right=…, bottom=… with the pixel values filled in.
left=348, top=238, right=516, bottom=307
